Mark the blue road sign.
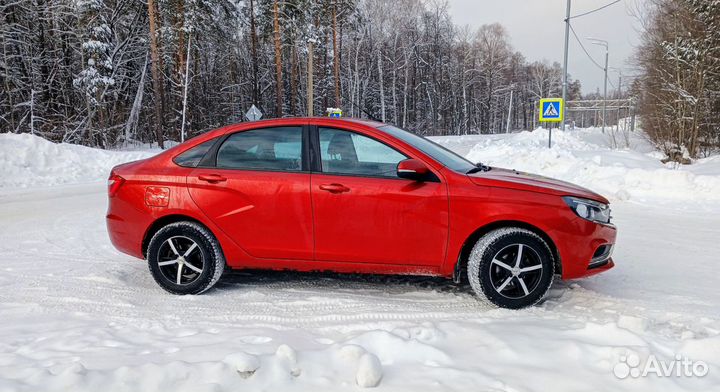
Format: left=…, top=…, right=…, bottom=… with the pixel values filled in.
left=539, top=98, right=564, bottom=122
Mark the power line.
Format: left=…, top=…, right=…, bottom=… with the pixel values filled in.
left=569, top=0, right=621, bottom=19
left=607, top=77, right=617, bottom=90
left=569, top=24, right=605, bottom=71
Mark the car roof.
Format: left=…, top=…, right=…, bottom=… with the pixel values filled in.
left=338, top=117, right=386, bottom=128
left=227, top=116, right=386, bottom=129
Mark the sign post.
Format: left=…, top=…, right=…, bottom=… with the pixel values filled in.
left=538, top=98, right=564, bottom=148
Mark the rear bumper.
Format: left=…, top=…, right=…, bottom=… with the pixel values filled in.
left=555, top=219, right=617, bottom=280
left=106, top=196, right=148, bottom=260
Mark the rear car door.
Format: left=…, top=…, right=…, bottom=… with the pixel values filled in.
left=310, top=126, right=449, bottom=267
left=187, top=125, right=314, bottom=260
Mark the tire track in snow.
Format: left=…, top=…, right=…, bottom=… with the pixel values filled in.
left=1, top=184, right=717, bottom=338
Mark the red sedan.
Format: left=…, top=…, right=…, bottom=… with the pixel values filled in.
left=107, top=118, right=616, bottom=309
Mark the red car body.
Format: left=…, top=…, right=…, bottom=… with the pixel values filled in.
left=107, top=118, right=615, bottom=283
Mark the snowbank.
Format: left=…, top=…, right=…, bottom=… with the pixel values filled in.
left=3, top=128, right=719, bottom=205
left=432, top=127, right=720, bottom=204
left=0, top=133, right=158, bottom=189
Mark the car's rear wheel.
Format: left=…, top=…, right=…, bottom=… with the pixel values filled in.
left=147, top=221, right=225, bottom=295
left=468, top=227, right=554, bottom=309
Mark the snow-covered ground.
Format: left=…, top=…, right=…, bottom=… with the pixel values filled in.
left=0, top=128, right=719, bottom=391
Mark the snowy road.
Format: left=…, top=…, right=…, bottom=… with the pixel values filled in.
left=1, top=129, right=719, bottom=391
left=1, top=185, right=719, bottom=391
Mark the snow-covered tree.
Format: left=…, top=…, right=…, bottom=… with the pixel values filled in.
left=2, top=0, right=596, bottom=145
left=636, top=0, right=720, bottom=158
left=74, top=0, right=115, bottom=145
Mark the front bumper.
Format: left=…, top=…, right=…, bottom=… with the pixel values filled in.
left=554, top=218, right=617, bottom=280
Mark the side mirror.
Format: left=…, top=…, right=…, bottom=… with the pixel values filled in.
left=397, top=159, right=430, bottom=181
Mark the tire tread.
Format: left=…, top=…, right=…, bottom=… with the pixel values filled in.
left=147, top=221, right=225, bottom=295
left=467, top=227, right=555, bottom=309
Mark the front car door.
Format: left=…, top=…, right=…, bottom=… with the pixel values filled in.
left=310, top=126, right=449, bottom=267
left=187, top=125, right=314, bottom=260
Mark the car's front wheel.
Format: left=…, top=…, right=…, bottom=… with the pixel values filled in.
left=468, top=227, right=555, bottom=309
left=147, top=221, right=225, bottom=295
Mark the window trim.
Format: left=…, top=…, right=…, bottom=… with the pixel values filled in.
left=309, top=125, right=440, bottom=182
left=197, top=125, right=310, bottom=173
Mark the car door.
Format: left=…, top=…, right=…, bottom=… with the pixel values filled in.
left=310, top=126, right=449, bottom=267
left=187, top=125, right=314, bottom=260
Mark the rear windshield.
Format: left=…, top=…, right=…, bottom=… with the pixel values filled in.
left=378, top=125, right=475, bottom=173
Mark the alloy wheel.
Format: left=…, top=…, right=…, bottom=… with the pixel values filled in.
left=488, top=243, right=544, bottom=299
left=156, top=236, right=205, bottom=285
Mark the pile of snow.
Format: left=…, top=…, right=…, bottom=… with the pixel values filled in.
left=432, top=127, right=720, bottom=204
left=0, top=133, right=158, bottom=189
left=220, top=343, right=383, bottom=388
left=3, top=128, right=719, bottom=205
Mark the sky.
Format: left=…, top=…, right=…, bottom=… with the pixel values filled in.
left=446, top=0, right=644, bottom=94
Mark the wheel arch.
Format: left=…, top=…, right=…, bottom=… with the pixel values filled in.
left=453, top=220, right=561, bottom=283
left=142, top=214, right=211, bottom=258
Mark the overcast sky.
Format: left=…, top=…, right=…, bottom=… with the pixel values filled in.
left=446, top=0, right=643, bottom=94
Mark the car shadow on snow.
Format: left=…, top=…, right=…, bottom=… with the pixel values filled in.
left=217, top=269, right=475, bottom=296
left=214, top=269, right=574, bottom=311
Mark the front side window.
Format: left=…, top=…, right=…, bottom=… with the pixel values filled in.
left=319, top=128, right=407, bottom=177
left=216, top=127, right=303, bottom=171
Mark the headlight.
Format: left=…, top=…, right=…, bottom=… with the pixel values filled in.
left=563, top=196, right=611, bottom=224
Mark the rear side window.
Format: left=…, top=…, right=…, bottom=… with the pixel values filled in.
left=173, top=138, right=217, bottom=167
left=216, top=127, right=303, bottom=171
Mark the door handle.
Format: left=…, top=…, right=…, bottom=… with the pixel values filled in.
left=198, top=174, right=227, bottom=183
left=319, top=183, right=350, bottom=193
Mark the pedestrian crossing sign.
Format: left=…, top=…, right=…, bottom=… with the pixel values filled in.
left=539, top=98, right=564, bottom=122
left=326, top=108, right=343, bottom=118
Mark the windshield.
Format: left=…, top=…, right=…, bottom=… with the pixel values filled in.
left=378, top=125, right=476, bottom=173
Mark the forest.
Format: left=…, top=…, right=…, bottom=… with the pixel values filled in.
left=0, top=0, right=718, bottom=158
left=0, top=0, right=583, bottom=148
left=634, top=0, right=720, bottom=158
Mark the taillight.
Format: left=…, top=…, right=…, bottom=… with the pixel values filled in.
left=108, top=172, right=125, bottom=197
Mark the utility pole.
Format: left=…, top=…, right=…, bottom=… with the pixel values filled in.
left=552, top=0, right=572, bottom=148
left=602, top=47, right=608, bottom=133
left=560, top=0, right=571, bottom=135
left=616, top=72, right=622, bottom=133
left=588, top=38, right=609, bottom=133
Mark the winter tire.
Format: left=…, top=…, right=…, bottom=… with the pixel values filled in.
left=468, top=227, right=554, bottom=309
left=147, top=221, right=225, bottom=295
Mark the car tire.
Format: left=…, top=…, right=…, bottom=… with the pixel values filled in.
left=468, top=227, right=554, bottom=309
left=147, top=221, right=225, bottom=295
